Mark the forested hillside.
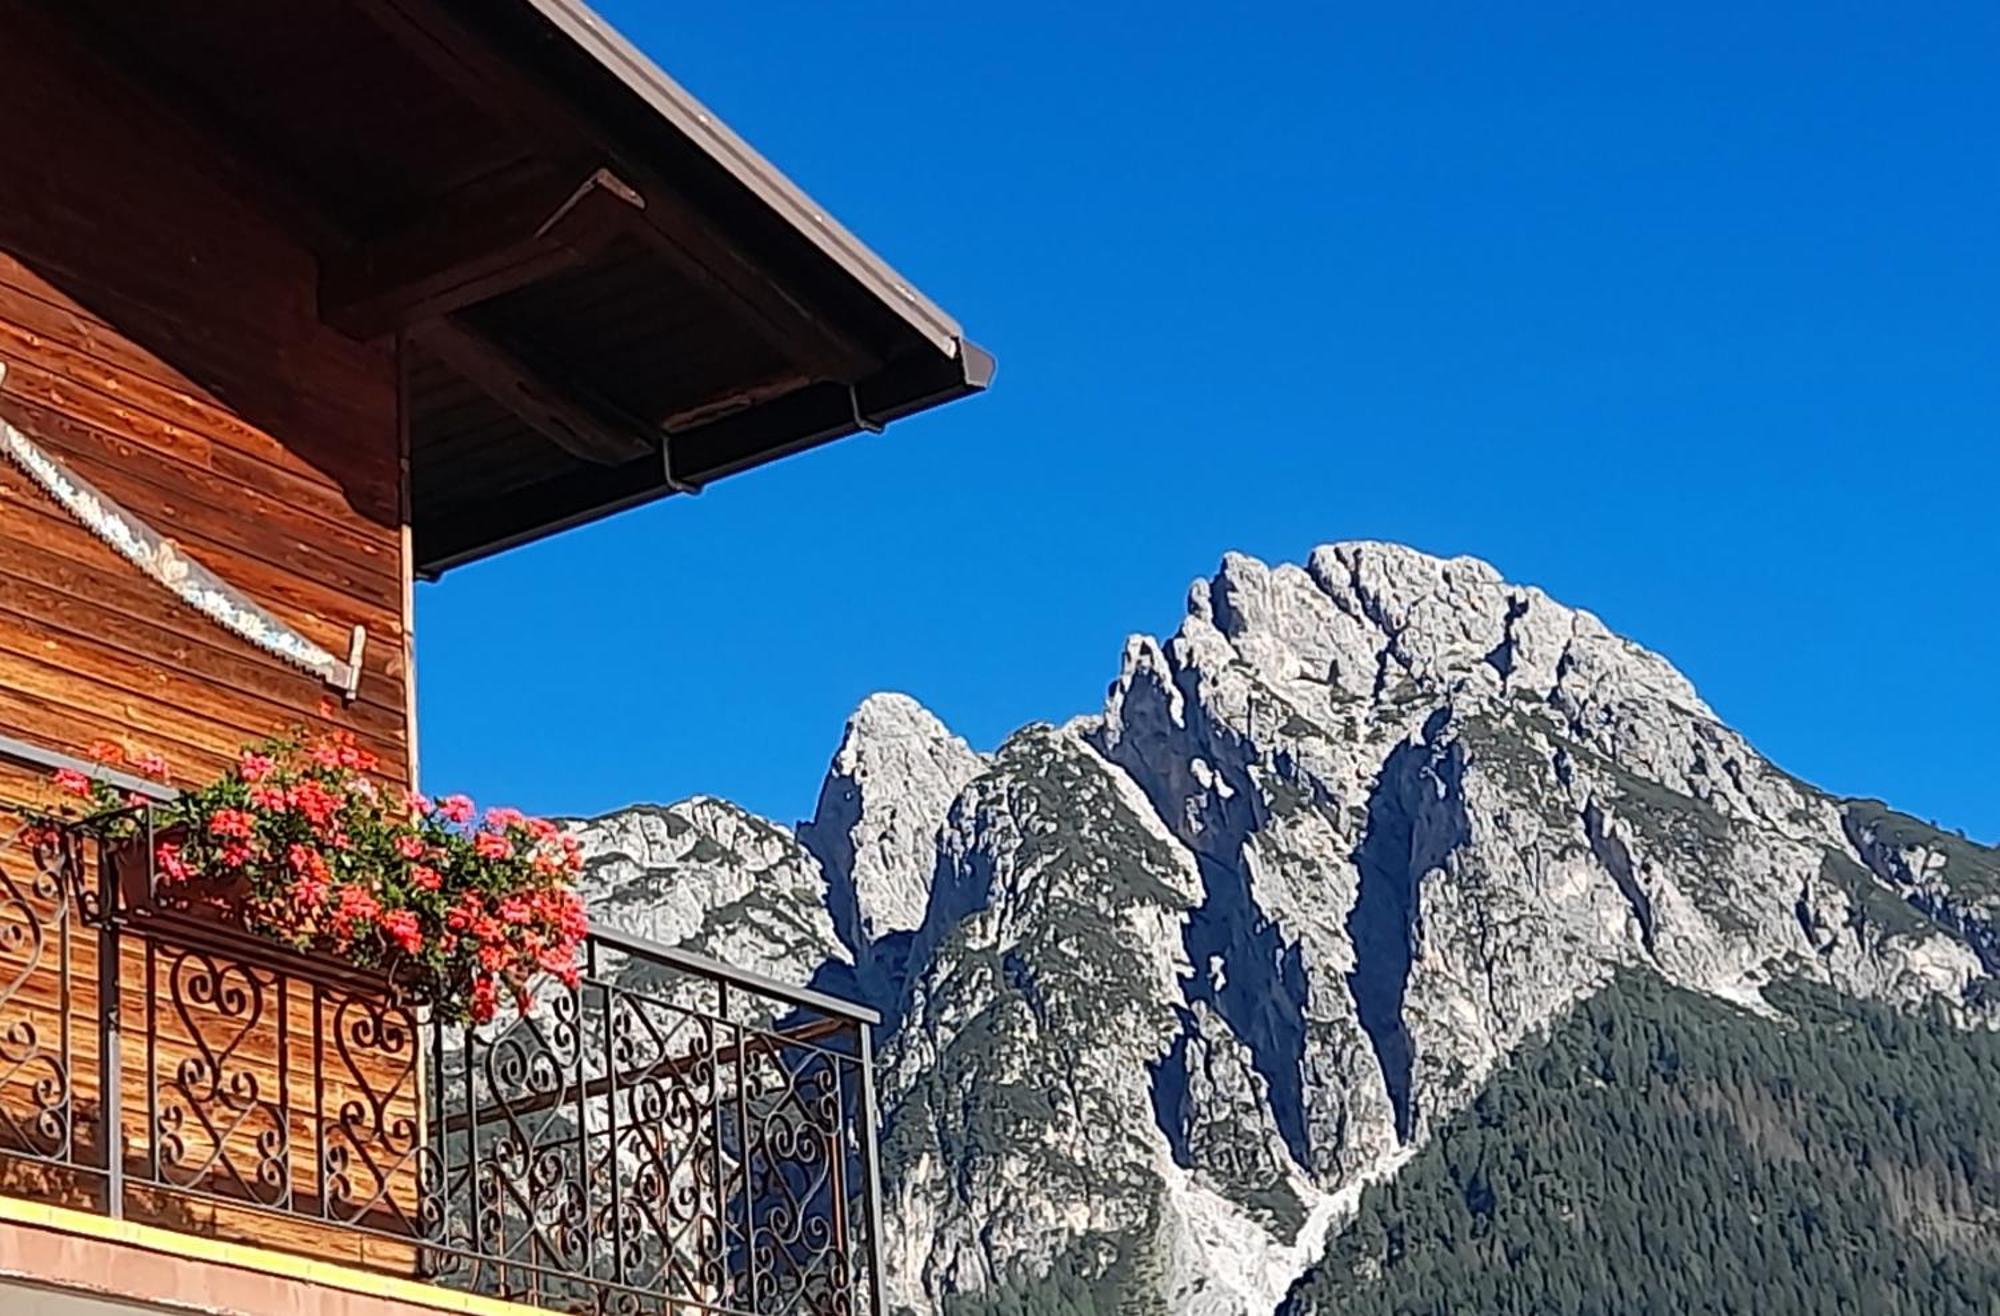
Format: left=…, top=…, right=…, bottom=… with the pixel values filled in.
left=1286, top=977, right=2000, bottom=1316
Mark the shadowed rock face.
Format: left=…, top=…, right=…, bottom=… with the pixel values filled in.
left=566, top=541, right=2000, bottom=1316
left=798, top=692, right=985, bottom=1011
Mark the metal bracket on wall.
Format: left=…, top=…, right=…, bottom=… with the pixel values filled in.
left=0, top=362, right=367, bottom=701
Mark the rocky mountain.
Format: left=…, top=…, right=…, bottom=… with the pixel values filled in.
left=564, top=541, right=2000, bottom=1316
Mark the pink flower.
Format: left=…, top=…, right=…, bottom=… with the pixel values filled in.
left=156, top=842, right=192, bottom=884
left=294, top=873, right=330, bottom=910
left=53, top=769, right=92, bottom=799
left=86, top=740, right=124, bottom=766
left=133, top=752, right=168, bottom=780
left=248, top=785, right=287, bottom=811
left=218, top=841, right=253, bottom=868
left=473, top=831, right=513, bottom=861
left=238, top=752, right=275, bottom=784
left=395, top=834, right=427, bottom=861
left=410, top=864, right=442, bottom=893
left=484, top=807, right=526, bottom=831
left=438, top=795, right=476, bottom=825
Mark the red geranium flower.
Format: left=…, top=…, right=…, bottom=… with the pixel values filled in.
left=287, top=779, right=340, bottom=827
left=122, top=729, right=589, bottom=1025
left=380, top=909, right=423, bottom=955
left=331, top=884, right=381, bottom=932
left=208, top=808, right=255, bottom=840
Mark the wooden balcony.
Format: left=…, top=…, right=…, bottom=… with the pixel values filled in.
left=0, top=805, right=886, bottom=1316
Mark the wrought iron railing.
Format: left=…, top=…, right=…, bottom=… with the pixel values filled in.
left=0, top=803, right=886, bottom=1316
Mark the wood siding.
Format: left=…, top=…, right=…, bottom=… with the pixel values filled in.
left=0, top=2, right=409, bottom=798
left=0, top=9, right=418, bottom=1271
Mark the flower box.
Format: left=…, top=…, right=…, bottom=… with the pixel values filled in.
left=109, top=823, right=413, bottom=995
left=37, top=732, right=588, bottom=1026
left=111, top=823, right=238, bottom=924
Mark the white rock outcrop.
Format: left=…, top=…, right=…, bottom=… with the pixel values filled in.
left=799, top=692, right=986, bottom=963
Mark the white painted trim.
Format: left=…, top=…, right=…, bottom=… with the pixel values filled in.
left=0, top=362, right=363, bottom=699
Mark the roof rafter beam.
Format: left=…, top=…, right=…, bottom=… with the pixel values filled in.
left=321, top=165, right=645, bottom=340
left=409, top=317, right=655, bottom=464
left=349, top=0, right=876, bottom=381
left=415, top=340, right=993, bottom=575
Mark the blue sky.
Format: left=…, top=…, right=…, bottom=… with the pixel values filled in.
left=417, top=2, right=2000, bottom=840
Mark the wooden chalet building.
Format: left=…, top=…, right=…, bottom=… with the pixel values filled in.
left=0, top=3, right=987, bottom=1315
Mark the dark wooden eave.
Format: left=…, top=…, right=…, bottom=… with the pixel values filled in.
left=49, top=0, right=991, bottom=576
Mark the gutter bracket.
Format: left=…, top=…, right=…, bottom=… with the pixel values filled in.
left=661, top=433, right=700, bottom=495
left=849, top=384, right=884, bottom=435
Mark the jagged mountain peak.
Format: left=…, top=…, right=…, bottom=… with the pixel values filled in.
left=799, top=690, right=985, bottom=961
left=1179, top=541, right=1710, bottom=720
left=848, top=690, right=964, bottom=743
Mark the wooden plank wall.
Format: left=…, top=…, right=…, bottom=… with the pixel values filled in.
left=0, top=6, right=422, bottom=1275
left=0, top=2, right=410, bottom=803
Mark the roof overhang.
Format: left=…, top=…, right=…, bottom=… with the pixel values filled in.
left=54, top=0, right=991, bottom=575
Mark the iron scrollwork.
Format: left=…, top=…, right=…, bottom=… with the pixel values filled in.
left=151, top=948, right=291, bottom=1208
left=0, top=814, right=884, bottom=1316
left=0, top=818, right=77, bottom=1163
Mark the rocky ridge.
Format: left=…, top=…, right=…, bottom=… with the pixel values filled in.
left=564, top=541, right=2000, bottom=1316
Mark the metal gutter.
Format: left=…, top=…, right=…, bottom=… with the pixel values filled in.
left=519, top=0, right=969, bottom=361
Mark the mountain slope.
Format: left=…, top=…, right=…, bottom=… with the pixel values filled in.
left=564, top=541, right=2000, bottom=1316
left=1285, top=975, right=2000, bottom=1316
